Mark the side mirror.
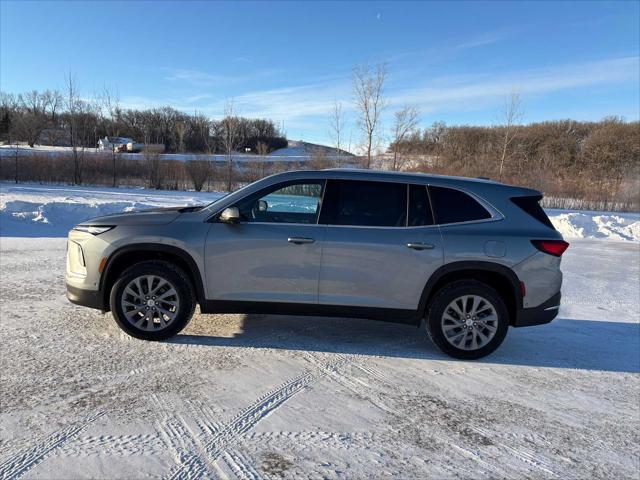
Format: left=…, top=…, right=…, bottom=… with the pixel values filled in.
left=258, top=199, right=268, bottom=212
left=219, top=207, right=240, bottom=224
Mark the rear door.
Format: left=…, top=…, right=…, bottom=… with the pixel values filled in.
left=318, top=180, right=443, bottom=311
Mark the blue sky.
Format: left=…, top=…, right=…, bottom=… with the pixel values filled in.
left=1, top=1, right=638, bottom=147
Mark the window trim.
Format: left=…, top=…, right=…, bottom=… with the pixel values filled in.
left=426, top=184, right=504, bottom=227
left=214, top=179, right=327, bottom=226
left=407, top=183, right=436, bottom=228
left=209, top=177, right=503, bottom=229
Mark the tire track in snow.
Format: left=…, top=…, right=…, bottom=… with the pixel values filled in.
left=222, top=449, right=263, bottom=480
left=0, top=411, right=106, bottom=480
left=183, top=398, right=224, bottom=438
left=151, top=394, right=214, bottom=480
left=470, top=426, right=560, bottom=478
left=59, top=433, right=164, bottom=457
left=165, top=355, right=352, bottom=480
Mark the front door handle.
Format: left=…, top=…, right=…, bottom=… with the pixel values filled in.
left=288, top=237, right=315, bottom=245
left=407, top=242, right=435, bottom=250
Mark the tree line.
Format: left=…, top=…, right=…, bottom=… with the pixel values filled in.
left=389, top=117, right=639, bottom=211
left=0, top=89, right=287, bottom=154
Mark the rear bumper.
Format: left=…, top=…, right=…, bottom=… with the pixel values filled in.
left=66, top=284, right=105, bottom=311
left=514, top=292, right=561, bottom=327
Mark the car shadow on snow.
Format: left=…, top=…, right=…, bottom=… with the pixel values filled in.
left=170, top=315, right=640, bottom=374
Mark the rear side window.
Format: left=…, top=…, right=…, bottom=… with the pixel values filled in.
left=408, top=184, right=434, bottom=226
left=320, top=180, right=407, bottom=227
left=429, top=186, right=492, bottom=225
left=511, top=195, right=555, bottom=229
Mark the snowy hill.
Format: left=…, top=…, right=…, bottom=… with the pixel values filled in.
left=269, top=140, right=354, bottom=158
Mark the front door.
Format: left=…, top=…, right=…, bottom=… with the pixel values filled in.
left=318, top=180, right=443, bottom=311
left=205, top=180, right=326, bottom=304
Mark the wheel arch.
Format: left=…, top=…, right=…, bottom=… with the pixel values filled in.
left=419, top=261, right=522, bottom=325
left=100, top=243, right=206, bottom=311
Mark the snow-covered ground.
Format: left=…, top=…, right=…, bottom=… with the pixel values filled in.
left=0, top=183, right=639, bottom=479
left=0, top=238, right=638, bottom=479
left=1, top=182, right=639, bottom=241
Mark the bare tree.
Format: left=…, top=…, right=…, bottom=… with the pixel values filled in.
left=220, top=99, right=241, bottom=191
left=328, top=100, right=346, bottom=165
left=308, top=148, right=336, bottom=170
left=175, top=121, right=186, bottom=153
left=256, top=141, right=269, bottom=178
left=14, top=91, right=51, bottom=147
left=144, top=151, right=164, bottom=189
left=390, top=105, right=419, bottom=171
left=498, top=91, right=524, bottom=180
left=352, top=62, right=387, bottom=168
left=65, top=73, right=84, bottom=185
left=100, top=87, right=122, bottom=187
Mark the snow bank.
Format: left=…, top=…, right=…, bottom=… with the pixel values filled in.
left=547, top=210, right=640, bottom=241
left=0, top=183, right=223, bottom=237
left=1, top=182, right=638, bottom=240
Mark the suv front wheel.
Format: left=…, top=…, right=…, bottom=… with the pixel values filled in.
left=109, top=261, right=196, bottom=340
left=426, top=280, right=509, bottom=360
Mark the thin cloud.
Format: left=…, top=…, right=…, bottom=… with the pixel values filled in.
left=163, top=67, right=277, bottom=87
left=388, top=56, right=640, bottom=112
left=452, top=31, right=507, bottom=50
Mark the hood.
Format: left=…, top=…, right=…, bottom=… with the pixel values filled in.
left=78, top=205, right=204, bottom=227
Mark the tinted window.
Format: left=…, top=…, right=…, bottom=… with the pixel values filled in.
left=320, top=180, right=407, bottom=227
left=511, top=195, right=555, bottom=229
left=408, top=184, right=434, bottom=226
left=234, top=181, right=324, bottom=224
left=429, top=186, right=491, bottom=224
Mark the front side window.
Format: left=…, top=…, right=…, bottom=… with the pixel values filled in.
left=429, top=185, right=492, bottom=225
left=234, top=180, right=324, bottom=224
left=319, top=180, right=407, bottom=227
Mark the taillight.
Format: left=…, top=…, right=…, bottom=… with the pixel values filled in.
left=531, top=240, right=570, bottom=257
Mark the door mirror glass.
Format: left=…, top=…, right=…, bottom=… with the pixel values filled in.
left=258, top=199, right=268, bottom=212
left=219, top=207, right=240, bottom=224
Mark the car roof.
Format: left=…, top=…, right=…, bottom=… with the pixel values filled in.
left=263, top=169, right=538, bottom=195
left=202, top=168, right=541, bottom=215
left=322, top=168, right=499, bottom=184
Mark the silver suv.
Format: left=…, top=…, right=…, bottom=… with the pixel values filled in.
left=66, top=170, right=568, bottom=359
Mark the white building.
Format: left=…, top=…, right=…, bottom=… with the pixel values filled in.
left=98, top=136, right=134, bottom=151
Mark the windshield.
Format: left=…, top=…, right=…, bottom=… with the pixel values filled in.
left=203, top=181, right=260, bottom=209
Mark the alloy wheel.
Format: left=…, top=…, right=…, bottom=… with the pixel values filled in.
left=441, top=295, right=498, bottom=351
left=120, top=275, right=180, bottom=331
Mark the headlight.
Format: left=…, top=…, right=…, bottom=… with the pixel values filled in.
left=73, top=225, right=115, bottom=235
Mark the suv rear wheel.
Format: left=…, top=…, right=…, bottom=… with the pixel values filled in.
left=109, top=261, right=195, bottom=340
left=426, top=280, right=509, bottom=359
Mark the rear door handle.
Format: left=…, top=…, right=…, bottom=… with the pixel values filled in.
left=407, top=242, right=435, bottom=250
left=288, top=237, right=315, bottom=245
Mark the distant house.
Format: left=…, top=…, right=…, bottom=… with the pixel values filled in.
left=98, top=137, right=165, bottom=153
left=98, top=136, right=134, bottom=152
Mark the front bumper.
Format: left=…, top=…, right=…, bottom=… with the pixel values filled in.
left=66, top=284, right=106, bottom=311
left=514, top=292, right=561, bottom=327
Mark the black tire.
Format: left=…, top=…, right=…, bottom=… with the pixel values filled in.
left=425, top=280, right=509, bottom=360
left=109, top=260, right=196, bottom=341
